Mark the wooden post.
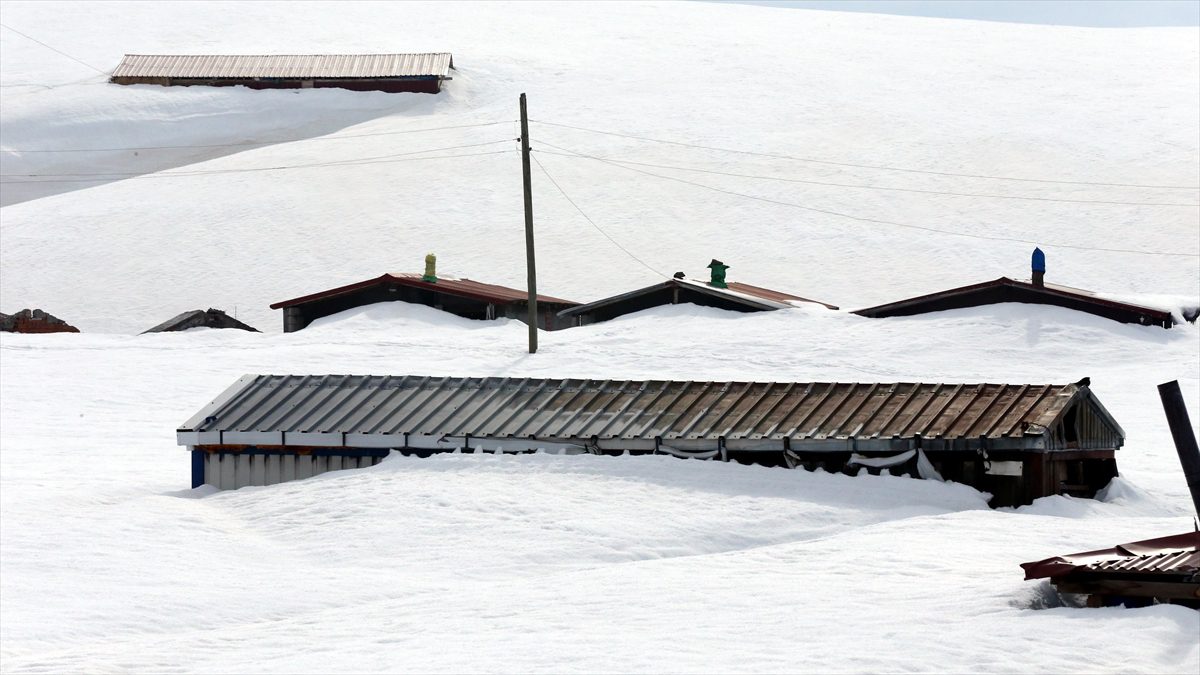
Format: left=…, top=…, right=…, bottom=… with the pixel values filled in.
left=520, top=93, right=538, bottom=354
left=1158, top=380, right=1200, bottom=516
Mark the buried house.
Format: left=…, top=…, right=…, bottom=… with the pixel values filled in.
left=177, top=375, right=1124, bottom=507
left=854, top=248, right=1188, bottom=328
left=110, top=53, right=455, bottom=94
left=558, top=259, right=838, bottom=327
left=269, top=256, right=578, bottom=332
left=143, top=308, right=259, bottom=333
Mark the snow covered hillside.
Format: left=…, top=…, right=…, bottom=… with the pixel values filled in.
left=1, top=1, right=1197, bottom=332
left=1, top=1, right=1198, bottom=673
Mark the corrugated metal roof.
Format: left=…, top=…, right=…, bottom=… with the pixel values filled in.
left=854, top=277, right=1175, bottom=324
left=178, top=377, right=1122, bottom=453
left=270, top=273, right=577, bottom=310
left=111, top=53, right=453, bottom=80
left=1022, top=532, right=1200, bottom=580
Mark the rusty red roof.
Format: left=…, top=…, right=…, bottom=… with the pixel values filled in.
left=724, top=281, right=840, bottom=310
left=1022, top=531, right=1200, bottom=580
left=270, top=273, right=577, bottom=310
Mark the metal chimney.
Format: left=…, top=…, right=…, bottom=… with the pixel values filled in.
left=422, top=253, right=437, bottom=283
left=1032, top=247, right=1046, bottom=288
left=707, top=259, right=729, bottom=288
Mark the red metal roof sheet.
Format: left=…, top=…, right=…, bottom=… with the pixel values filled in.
left=269, top=273, right=577, bottom=310
left=855, top=277, right=1174, bottom=324
left=1021, top=531, right=1200, bottom=580
left=725, top=281, right=839, bottom=310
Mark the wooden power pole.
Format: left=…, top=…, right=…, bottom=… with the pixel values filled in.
left=520, top=93, right=538, bottom=354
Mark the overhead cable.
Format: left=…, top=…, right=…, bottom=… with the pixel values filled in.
left=534, top=142, right=1199, bottom=259
left=0, top=23, right=109, bottom=75
left=556, top=154, right=1199, bottom=208
left=530, top=152, right=668, bottom=278
left=531, top=119, right=1199, bottom=191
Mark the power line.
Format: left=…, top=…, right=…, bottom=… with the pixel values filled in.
left=0, top=23, right=109, bottom=75
left=0, top=140, right=515, bottom=179
left=1, top=120, right=515, bottom=154
left=0, top=148, right=515, bottom=185
left=534, top=142, right=1200, bottom=259
left=551, top=153, right=1199, bottom=208
left=531, top=119, right=1200, bottom=191
left=530, top=152, right=668, bottom=278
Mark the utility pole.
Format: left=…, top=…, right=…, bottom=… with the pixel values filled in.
left=520, top=92, right=538, bottom=354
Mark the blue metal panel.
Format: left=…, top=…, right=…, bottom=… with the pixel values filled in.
left=191, top=449, right=205, bottom=488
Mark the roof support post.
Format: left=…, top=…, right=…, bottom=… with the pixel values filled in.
left=1158, top=380, right=1200, bottom=517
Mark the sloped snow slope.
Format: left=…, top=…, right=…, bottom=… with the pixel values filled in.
left=1, top=2, right=1199, bottom=673
left=2, top=303, right=1199, bottom=673
left=0, top=1, right=1197, bottom=332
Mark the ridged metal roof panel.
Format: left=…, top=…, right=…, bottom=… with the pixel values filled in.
left=112, top=53, right=453, bottom=79
left=270, top=273, right=577, bottom=310
left=180, top=377, right=1120, bottom=448
left=1022, top=532, right=1200, bottom=580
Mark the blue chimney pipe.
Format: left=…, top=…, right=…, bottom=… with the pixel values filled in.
left=1032, top=247, right=1045, bottom=287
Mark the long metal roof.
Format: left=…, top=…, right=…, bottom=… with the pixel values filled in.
left=111, top=53, right=454, bottom=80
left=269, top=273, right=578, bottom=310
left=178, top=377, right=1123, bottom=453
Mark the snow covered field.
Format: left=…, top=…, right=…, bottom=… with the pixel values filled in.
left=1, top=1, right=1198, bottom=673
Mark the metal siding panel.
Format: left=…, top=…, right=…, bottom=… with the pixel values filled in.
left=250, top=455, right=266, bottom=486
left=219, top=454, right=235, bottom=489
left=282, top=454, right=296, bottom=482
left=296, top=455, right=313, bottom=480
left=266, top=454, right=282, bottom=485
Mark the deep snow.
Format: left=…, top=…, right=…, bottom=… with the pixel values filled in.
left=1, top=1, right=1199, bottom=673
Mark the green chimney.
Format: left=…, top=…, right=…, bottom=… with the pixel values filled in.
left=707, top=259, right=729, bottom=288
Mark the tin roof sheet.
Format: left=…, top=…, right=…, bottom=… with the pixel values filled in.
left=270, top=273, right=577, bottom=310
left=180, top=377, right=1115, bottom=449
left=112, top=53, right=453, bottom=79
left=1022, top=532, right=1200, bottom=580
left=560, top=278, right=837, bottom=317
left=855, top=277, right=1174, bottom=322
